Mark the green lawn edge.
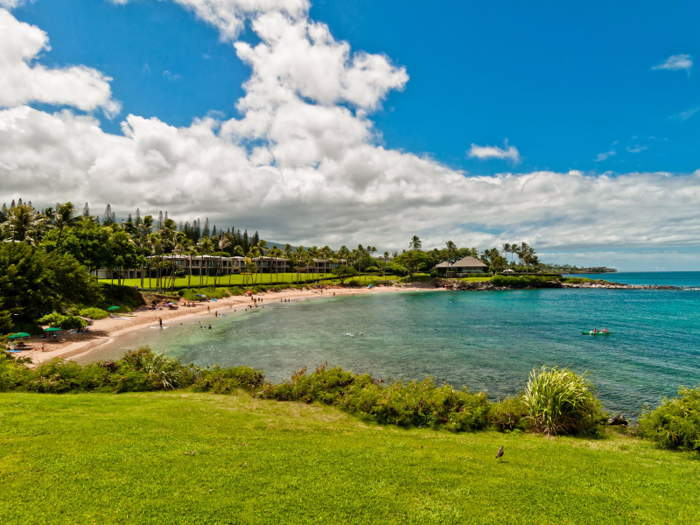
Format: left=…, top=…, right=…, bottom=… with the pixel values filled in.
left=1, top=392, right=698, bottom=524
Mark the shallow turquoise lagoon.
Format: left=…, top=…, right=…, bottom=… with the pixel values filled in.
left=81, top=274, right=700, bottom=417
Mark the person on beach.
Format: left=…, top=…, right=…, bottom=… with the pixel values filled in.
left=207, top=305, right=210, bottom=312
left=159, top=317, right=163, bottom=329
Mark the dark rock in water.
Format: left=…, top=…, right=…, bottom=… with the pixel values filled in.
left=608, top=413, right=628, bottom=426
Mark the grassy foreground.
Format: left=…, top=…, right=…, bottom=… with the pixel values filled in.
left=1, top=393, right=698, bottom=524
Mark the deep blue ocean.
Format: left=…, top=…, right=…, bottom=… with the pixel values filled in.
left=82, top=272, right=700, bottom=418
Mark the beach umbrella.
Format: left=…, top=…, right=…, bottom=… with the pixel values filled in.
left=9, top=333, right=31, bottom=339
left=44, top=327, right=61, bottom=332
left=107, top=306, right=120, bottom=311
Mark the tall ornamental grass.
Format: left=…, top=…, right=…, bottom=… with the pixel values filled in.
left=523, top=366, right=605, bottom=435
left=637, top=385, right=700, bottom=452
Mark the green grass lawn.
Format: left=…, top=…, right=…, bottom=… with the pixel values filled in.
left=1, top=393, right=698, bottom=524
left=100, top=273, right=335, bottom=288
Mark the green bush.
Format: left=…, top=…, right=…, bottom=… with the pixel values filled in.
left=637, top=385, right=700, bottom=452
left=79, top=307, right=109, bottom=320
left=38, top=312, right=87, bottom=330
left=97, top=284, right=146, bottom=312
left=181, top=287, right=230, bottom=301
left=491, top=275, right=557, bottom=288
left=0, top=350, right=33, bottom=392
left=523, top=366, right=606, bottom=435
left=0, top=311, right=14, bottom=335
left=489, top=396, right=529, bottom=432
left=193, top=366, right=266, bottom=394
left=257, top=364, right=490, bottom=431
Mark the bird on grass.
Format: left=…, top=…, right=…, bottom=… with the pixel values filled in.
left=496, top=445, right=504, bottom=461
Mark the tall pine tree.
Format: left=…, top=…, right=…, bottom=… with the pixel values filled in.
left=103, top=204, right=113, bottom=225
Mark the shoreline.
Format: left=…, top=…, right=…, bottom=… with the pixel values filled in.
left=19, top=278, right=685, bottom=366
left=24, top=284, right=441, bottom=366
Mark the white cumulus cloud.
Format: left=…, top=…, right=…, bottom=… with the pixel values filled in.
left=652, top=54, right=693, bottom=73
left=1, top=2, right=700, bottom=263
left=0, top=9, right=120, bottom=117
left=467, top=143, right=521, bottom=163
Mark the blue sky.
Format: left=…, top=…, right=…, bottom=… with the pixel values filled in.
left=15, top=0, right=700, bottom=175
left=1, top=0, right=699, bottom=270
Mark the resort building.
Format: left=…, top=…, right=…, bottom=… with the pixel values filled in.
left=250, top=256, right=292, bottom=274
left=308, top=258, right=346, bottom=273
left=433, top=256, right=489, bottom=276
left=93, top=255, right=294, bottom=280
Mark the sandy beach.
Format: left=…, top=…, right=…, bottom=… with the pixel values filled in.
left=21, top=284, right=439, bottom=365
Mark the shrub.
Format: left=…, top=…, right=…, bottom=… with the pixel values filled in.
left=491, top=275, right=556, bottom=288
left=97, top=284, right=146, bottom=312
left=489, top=396, right=529, bottom=432
left=26, top=359, right=85, bottom=393
left=79, top=307, right=109, bottom=320
left=637, top=385, right=700, bottom=452
left=38, top=312, right=87, bottom=330
left=0, top=350, right=33, bottom=392
left=193, top=366, right=266, bottom=394
left=182, top=287, right=230, bottom=301
left=0, top=311, right=14, bottom=335
left=523, top=366, right=605, bottom=435
left=257, top=364, right=490, bottom=432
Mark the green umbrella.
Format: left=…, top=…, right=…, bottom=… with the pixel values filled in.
left=44, top=327, right=62, bottom=332
left=107, top=306, right=120, bottom=311
left=9, top=333, right=31, bottom=339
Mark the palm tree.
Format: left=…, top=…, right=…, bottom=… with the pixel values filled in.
left=171, top=231, right=188, bottom=292
left=139, top=216, right=154, bottom=289
left=256, top=239, right=269, bottom=283
left=445, top=240, right=457, bottom=278
left=502, top=243, right=512, bottom=265
left=383, top=251, right=389, bottom=281
left=248, top=246, right=261, bottom=284
left=54, top=202, right=78, bottom=251
left=308, top=246, right=320, bottom=282
left=296, top=246, right=305, bottom=284
left=197, top=237, right=214, bottom=286
left=409, top=235, right=422, bottom=251
left=1, top=203, right=47, bottom=243
left=216, top=232, right=234, bottom=289
left=231, top=245, right=244, bottom=285
left=268, top=246, right=283, bottom=284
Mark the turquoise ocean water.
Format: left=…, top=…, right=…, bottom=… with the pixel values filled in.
left=81, top=272, right=700, bottom=417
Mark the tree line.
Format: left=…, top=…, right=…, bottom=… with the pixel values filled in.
left=0, top=200, right=543, bottom=283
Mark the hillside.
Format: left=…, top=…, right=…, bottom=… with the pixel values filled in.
left=1, top=392, right=697, bottom=524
